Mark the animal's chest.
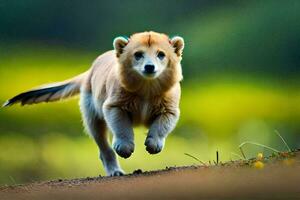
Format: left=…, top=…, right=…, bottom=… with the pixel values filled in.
left=123, top=97, right=164, bottom=126
left=139, top=101, right=150, bottom=123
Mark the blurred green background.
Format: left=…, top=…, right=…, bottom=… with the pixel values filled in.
left=0, top=0, right=300, bottom=185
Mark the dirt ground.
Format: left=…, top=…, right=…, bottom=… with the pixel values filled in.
left=1, top=150, right=300, bottom=200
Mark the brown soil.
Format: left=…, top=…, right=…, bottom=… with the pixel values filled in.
left=1, top=150, right=300, bottom=200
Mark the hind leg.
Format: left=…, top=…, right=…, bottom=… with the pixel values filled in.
left=90, top=118, right=124, bottom=176
left=80, top=92, right=124, bottom=176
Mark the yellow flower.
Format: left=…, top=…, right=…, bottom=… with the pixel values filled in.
left=254, top=161, right=264, bottom=169
left=257, top=153, right=263, bottom=160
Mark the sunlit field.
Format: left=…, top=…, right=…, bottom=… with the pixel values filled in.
left=0, top=45, right=299, bottom=184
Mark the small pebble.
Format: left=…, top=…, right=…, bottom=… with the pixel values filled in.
left=133, top=169, right=143, bottom=174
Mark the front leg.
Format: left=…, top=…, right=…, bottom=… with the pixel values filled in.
left=145, top=109, right=180, bottom=154
left=103, top=104, right=134, bottom=158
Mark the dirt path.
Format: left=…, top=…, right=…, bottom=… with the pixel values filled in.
left=1, top=150, right=300, bottom=200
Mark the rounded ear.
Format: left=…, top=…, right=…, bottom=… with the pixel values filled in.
left=113, top=36, right=129, bottom=57
left=170, top=36, right=184, bottom=56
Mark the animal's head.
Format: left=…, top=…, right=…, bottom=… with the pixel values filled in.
left=113, top=31, right=184, bottom=93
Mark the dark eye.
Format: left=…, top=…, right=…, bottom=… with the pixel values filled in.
left=134, top=51, right=144, bottom=60
left=157, top=51, right=165, bottom=60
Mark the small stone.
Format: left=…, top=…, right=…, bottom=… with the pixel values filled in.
left=133, top=169, right=143, bottom=174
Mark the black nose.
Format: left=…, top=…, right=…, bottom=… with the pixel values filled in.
left=144, top=64, right=155, bottom=74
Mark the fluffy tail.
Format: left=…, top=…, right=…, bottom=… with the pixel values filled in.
left=3, top=72, right=87, bottom=107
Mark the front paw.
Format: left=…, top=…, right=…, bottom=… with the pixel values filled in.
left=113, top=140, right=134, bottom=158
left=144, top=136, right=165, bottom=154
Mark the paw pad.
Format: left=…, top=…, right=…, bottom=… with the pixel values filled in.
left=113, top=141, right=134, bottom=158
left=144, top=136, right=164, bottom=154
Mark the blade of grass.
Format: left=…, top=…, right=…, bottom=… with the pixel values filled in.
left=239, top=146, right=247, bottom=159
left=275, top=130, right=291, bottom=152
left=239, top=141, right=280, bottom=155
left=9, top=176, right=16, bottom=185
left=184, top=153, right=206, bottom=165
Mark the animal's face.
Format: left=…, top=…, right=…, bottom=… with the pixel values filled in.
left=113, top=32, right=184, bottom=80
left=130, top=45, right=168, bottom=78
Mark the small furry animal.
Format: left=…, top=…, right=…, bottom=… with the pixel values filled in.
left=3, top=31, right=184, bottom=176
